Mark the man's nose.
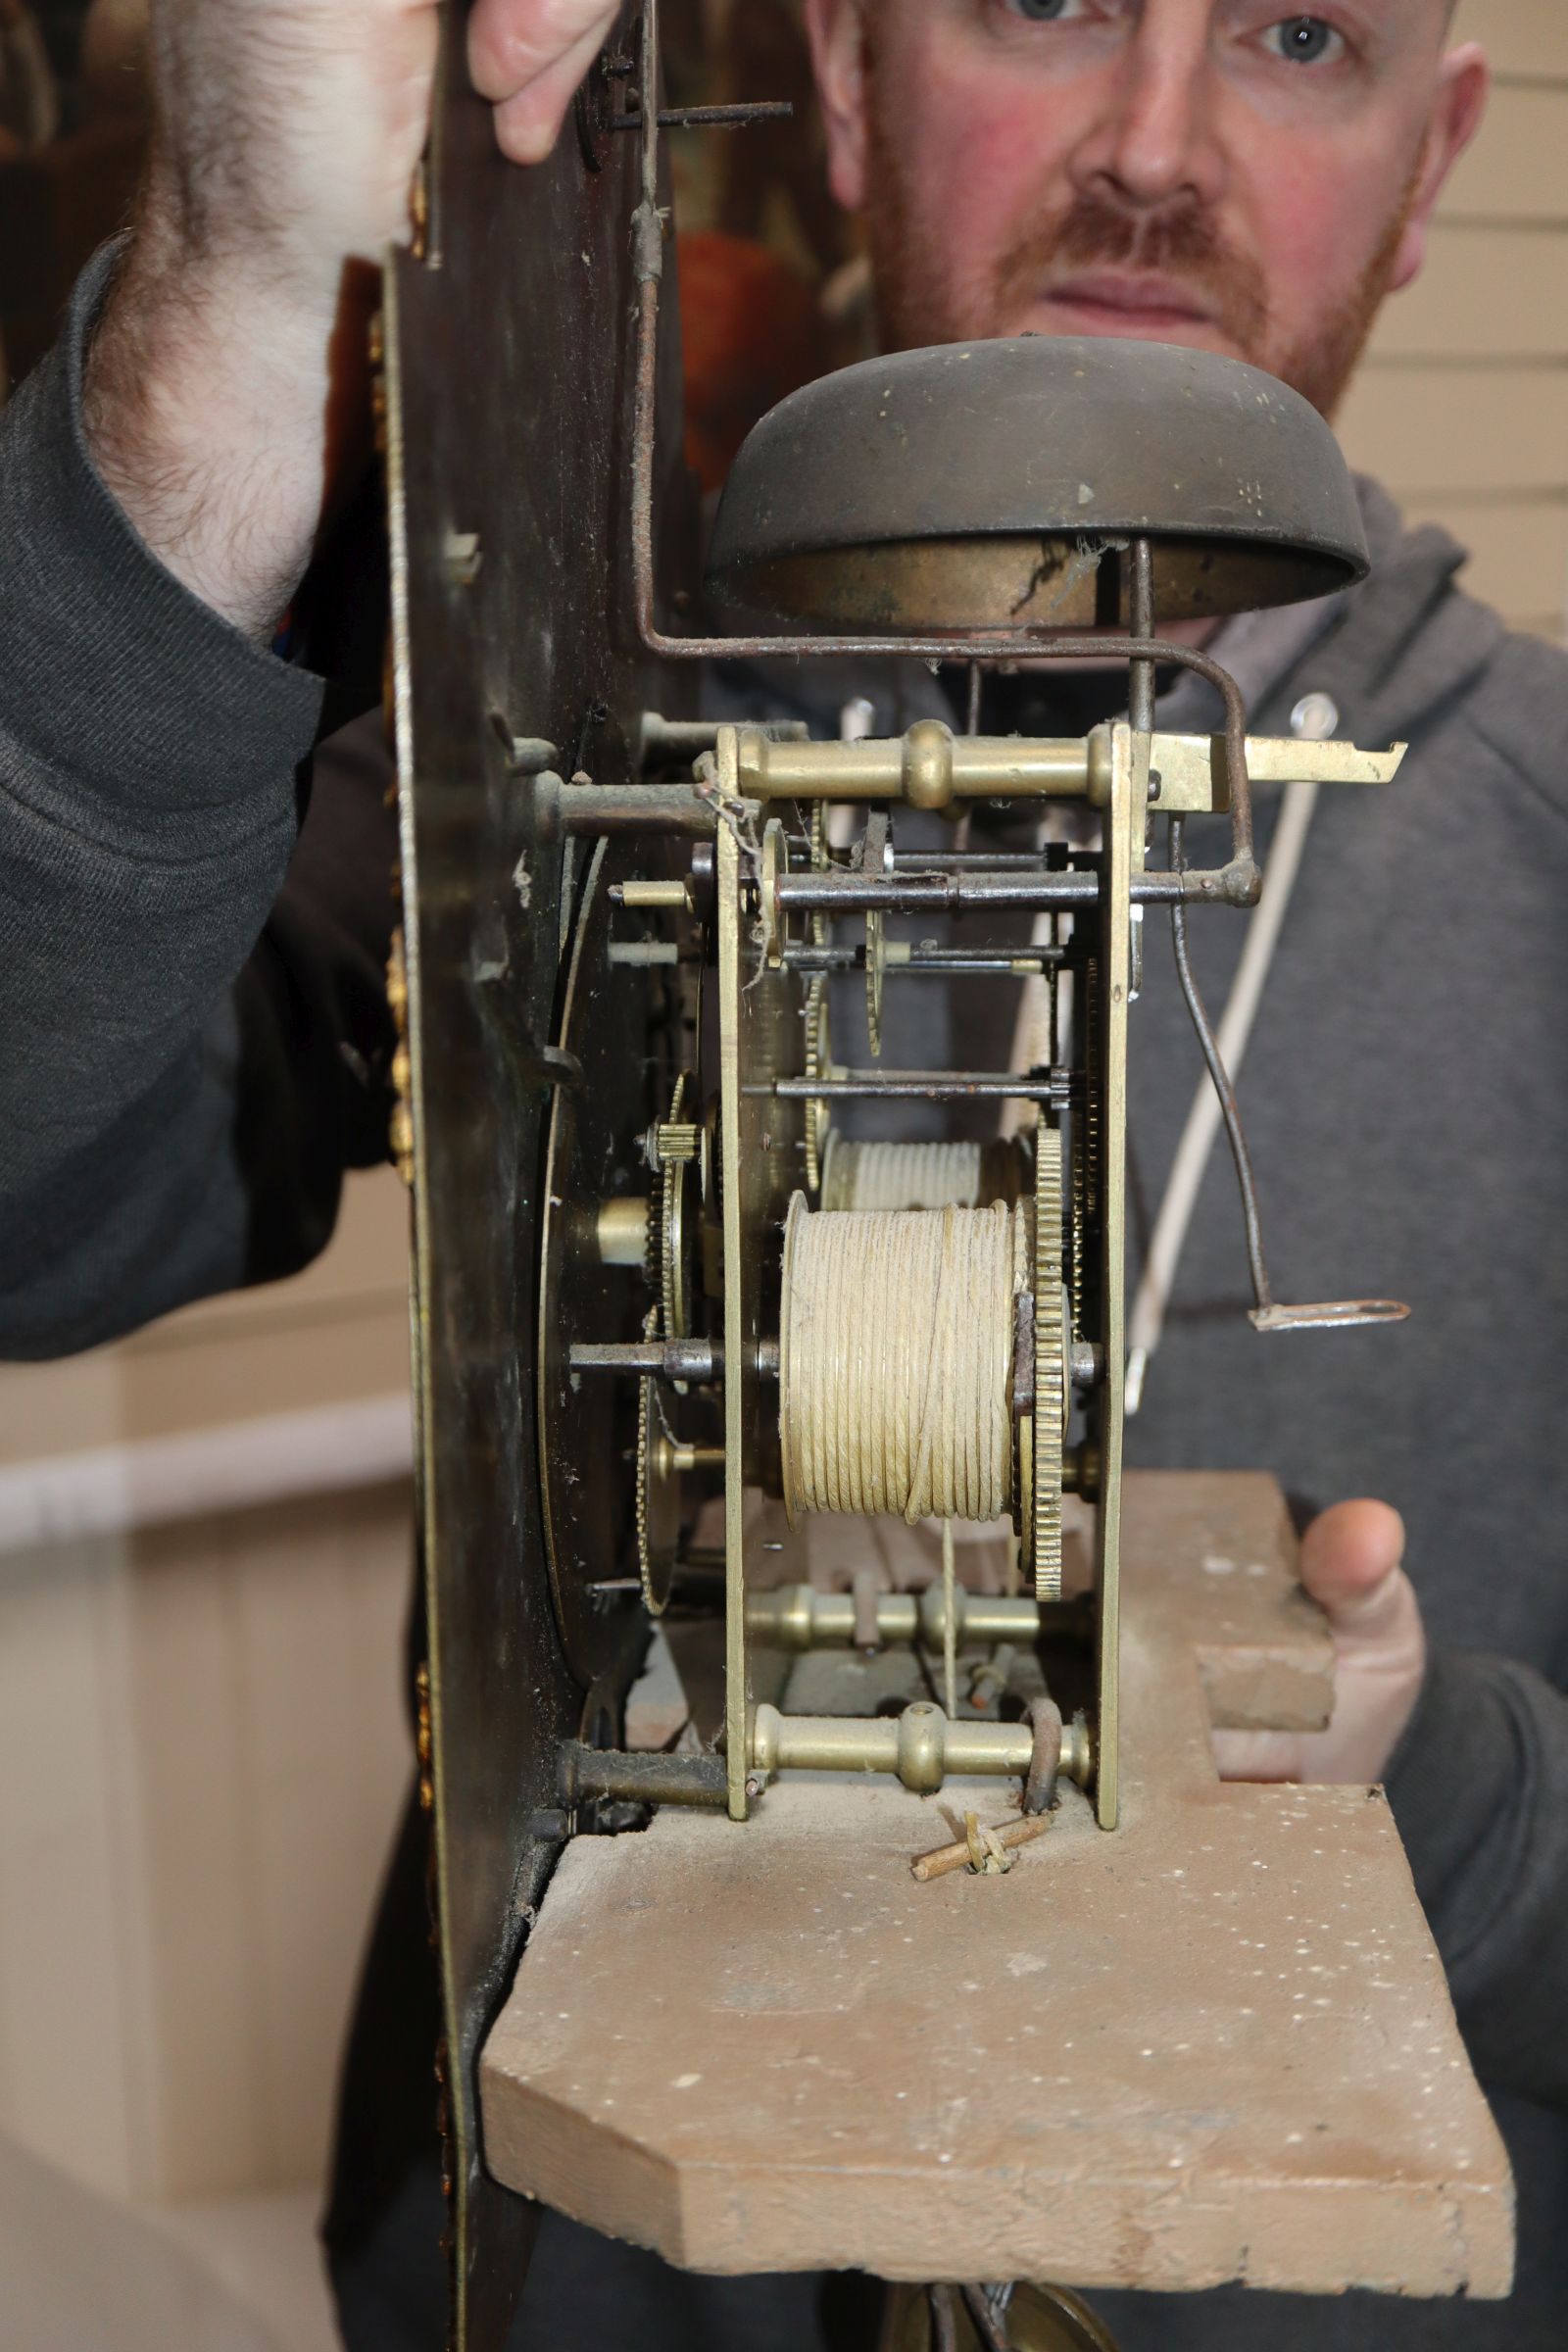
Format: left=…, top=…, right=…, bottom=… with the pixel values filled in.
left=1068, top=13, right=1227, bottom=214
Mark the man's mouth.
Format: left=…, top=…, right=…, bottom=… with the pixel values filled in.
left=1035, top=271, right=1220, bottom=335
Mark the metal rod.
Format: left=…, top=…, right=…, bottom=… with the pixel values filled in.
left=960, top=2286, right=1016, bottom=2352
left=752, top=1702, right=1031, bottom=1786
left=568, top=1339, right=721, bottom=1381
left=778, top=870, right=1098, bottom=912
left=1168, top=815, right=1274, bottom=1315
left=737, top=729, right=1094, bottom=806
left=929, top=2287, right=960, bottom=2352
left=775, top=870, right=1231, bottom=912
left=750, top=1700, right=1092, bottom=1792
left=764, top=1073, right=1068, bottom=1104
left=1162, top=860, right=1408, bottom=1336
left=538, top=778, right=716, bottom=840
left=653, top=1438, right=725, bottom=1477
left=638, top=713, right=810, bottom=765
left=614, top=100, right=796, bottom=130
left=781, top=945, right=1065, bottom=976
left=912, top=1812, right=1053, bottom=1885
left=638, top=716, right=723, bottom=760
left=747, top=1584, right=1079, bottom=1651
left=558, top=1742, right=729, bottom=1811
left=1128, top=539, right=1157, bottom=739
left=638, top=0, right=661, bottom=203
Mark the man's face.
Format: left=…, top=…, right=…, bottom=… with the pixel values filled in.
left=807, top=0, right=1486, bottom=418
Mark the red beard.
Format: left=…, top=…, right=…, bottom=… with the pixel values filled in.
left=863, top=90, right=1413, bottom=421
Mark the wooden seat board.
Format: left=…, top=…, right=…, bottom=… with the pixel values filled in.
left=481, top=1473, right=1513, bottom=2298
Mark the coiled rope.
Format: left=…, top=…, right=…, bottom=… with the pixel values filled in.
left=780, top=1195, right=1025, bottom=1525
left=819, top=1135, right=1026, bottom=1213
left=820, top=1136, right=985, bottom=1213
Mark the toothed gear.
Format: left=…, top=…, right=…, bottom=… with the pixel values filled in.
left=661, top=1161, right=682, bottom=1338
left=640, top=1073, right=698, bottom=1609
left=1032, top=1129, right=1067, bottom=1602
left=1070, top=1140, right=1087, bottom=1347
left=1071, top=960, right=1103, bottom=1347
left=804, top=980, right=831, bottom=1193
left=634, top=1369, right=673, bottom=1618
left=865, top=910, right=886, bottom=1058
left=806, top=807, right=834, bottom=1187
left=658, top=1073, right=695, bottom=1342
left=634, top=1302, right=680, bottom=1617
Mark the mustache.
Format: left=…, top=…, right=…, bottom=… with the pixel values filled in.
left=994, top=190, right=1271, bottom=354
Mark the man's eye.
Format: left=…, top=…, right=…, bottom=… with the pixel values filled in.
left=1003, top=0, right=1086, bottom=22
left=1262, top=16, right=1346, bottom=66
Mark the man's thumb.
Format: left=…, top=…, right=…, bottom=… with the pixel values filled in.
left=1299, top=1497, right=1406, bottom=1627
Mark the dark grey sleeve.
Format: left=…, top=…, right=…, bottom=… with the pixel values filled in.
left=1386, top=1647, right=1568, bottom=2109
left=0, top=245, right=325, bottom=1354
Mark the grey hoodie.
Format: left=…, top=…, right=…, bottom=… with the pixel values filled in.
left=3, top=256, right=1567, bottom=2345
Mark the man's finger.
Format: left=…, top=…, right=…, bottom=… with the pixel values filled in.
left=1215, top=1499, right=1425, bottom=1787
left=489, top=16, right=615, bottom=164
left=1212, top=1728, right=1301, bottom=1783
left=468, top=0, right=616, bottom=107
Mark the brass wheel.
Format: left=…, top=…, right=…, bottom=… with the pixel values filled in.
left=1029, top=1128, right=1067, bottom=1601
left=884, top=2280, right=1123, bottom=2352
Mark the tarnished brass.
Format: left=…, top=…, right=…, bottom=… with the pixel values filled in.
left=653, top=1074, right=698, bottom=1343
left=746, top=1585, right=1055, bottom=1651
left=636, top=1376, right=680, bottom=1617
left=386, top=930, right=415, bottom=1189
left=1146, top=728, right=1406, bottom=814
left=545, top=688, right=1406, bottom=1841
left=707, top=335, right=1370, bottom=633
left=1031, top=1138, right=1068, bottom=1601
left=1090, top=720, right=1146, bottom=1831
left=537, top=843, right=669, bottom=1685
left=719, top=529, right=1351, bottom=639
left=737, top=726, right=1093, bottom=808
left=750, top=1700, right=1093, bottom=1794
left=653, top=1437, right=724, bottom=1479
left=910, top=1811, right=1054, bottom=1884
left=715, top=685, right=1404, bottom=1826
left=886, top=2280, right=1125, bottom=2352
left=715, top=732, right=810, bottom=1819
left=737, top=722, right=1405, bottom=816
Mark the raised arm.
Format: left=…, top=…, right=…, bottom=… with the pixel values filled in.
left=0, top=0, right=618, bottom=1352
left=83, top=0, right=620, bottom=642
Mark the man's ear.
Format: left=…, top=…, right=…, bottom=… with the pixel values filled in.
left=1387, top=41, right=1489, bottom=293
left=804, top=0, right=871, bottom=214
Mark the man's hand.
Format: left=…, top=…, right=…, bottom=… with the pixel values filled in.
left=471, top=0, right=621, bottom=164
left=1213, top=1499, right=1427, bottom=1786
left=83, top=0, right=616, bottom=642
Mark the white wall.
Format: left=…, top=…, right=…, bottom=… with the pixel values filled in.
left=1338, top=0, right=1568, bottom=640
left=0, top=1174, right=414, bottom=2206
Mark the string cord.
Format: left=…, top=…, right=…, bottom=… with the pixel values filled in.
left=781, top=1200, right=1024, bottom=1525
